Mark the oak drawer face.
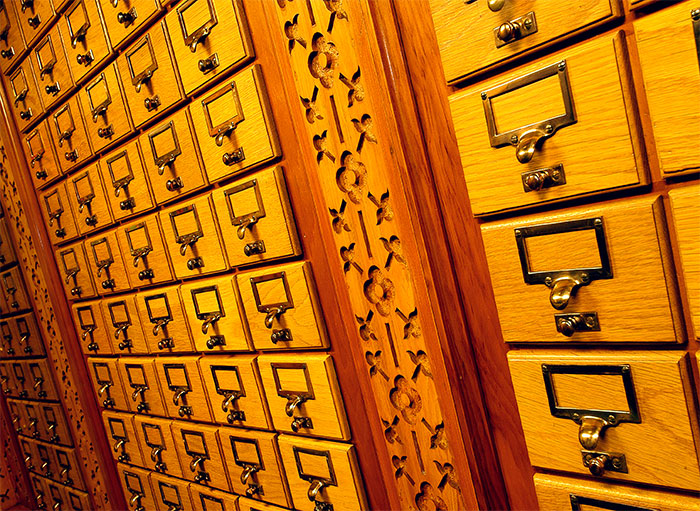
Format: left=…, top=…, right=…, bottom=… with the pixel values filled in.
left=27, top=360, right=56, bottom=400
left=20, top=402, right=40, bottom=439
left=117, top=21, right=183, bottom=128
left=140, top=108, right=207, bottom=205
left=90, top=357, right=128, bottom=411
left=0, top=361, right=16, bottom=396
left=85, top=230, right=130, bottom=294
left=104, top=295, right=149, bottom=354
left=39, top=403, right=71, bottom=446
left=199, top=355, right=270, bottom=429
left=277, top=436, right=366, bottom=511
left=1, top=267, right=30, bottom=311
left=116, top=214, right=175, bottom=287
left=99, top=0, right=161, bottom=50
left=41, top=183, right=77, bottom=244
left=258, top=354, right=350, bottom=440
left=33, top=27, right=73, bottom=109
left=118, top=357, right=166, bottom=416
left=171, top=421, right=229, bottom=491
left=510, top=350, right=700, bottom=489
left=134, top=415, right=183, bottom=478
left=480, top=196, right=683, bottom=343
left=60, top=0, right=111, bottom=83
left=100, top=139, right=155, bottom=220
left=7, top=399, right=26, bottom=436
left=8, top=57, right=43, bottom=133
left=181, top=276, right=249, bottom=353
left=103, top=410, right=144, bottom=466
left=213, top=167, right=301, bottom=268
left=79, top=63, right=133, bottom=152
left=0, top=2, right=26, bottom=74
left=9, top=361, right=28, bottom=398
left=237, top=498, right=293, bottom=511
left=72, top=300, right=112, bottom=355
left=65, top=488, right=91, bottom=510
left=136, top=285, right=195, bottom=353
left=190, top=65, right=280, bottom=183
left=237, top=262, right=328, bottom=350
left=0, top=218, right=17, bottom=267
left=68, top=165, right=113, bottom=235
left=54, top=446, right=85, bottom=488
left=669, top=185, right=700, bottom=340
left=0, top=320, right=17, bottom=358
left=51, top=98, right=93, bottom=173
left=118, top=463, right=157, bottom=511
left=25, top=121, right=60, bottom=189
left=636, top=2, right=700, bottom=176
left=220, top=428, right=290, bottom=507
left=165, top=0, right=252, bottom=95
left=45, top=480, right=67, bottom=507
left=190, top=486, right=238, bottom=511
left=155, top=356, right=212, bottom=421
left=17, top=0, right=54, bottom=47
left=12, top=312, right=45, bottom=357
left=430, top=0, right=619, bottom=83
left=160, top=195, right=228, bottom=278
left=151, top=472, right=194, bottom=511
left=449, top=32, right=645, bottom=215
left=56, top=242, right=96, bottom=299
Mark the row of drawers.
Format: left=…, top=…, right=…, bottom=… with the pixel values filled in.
left=0, top=357, right=57, bottom=400
left=88, top=353, right=350, bottom=441
left=0, top=310, right=46, bottom=357
left=6, top=396, right=72, bottom=446
left=19, top=435, right=85, bottom=490
left=30, top=473, right=91, bottom=511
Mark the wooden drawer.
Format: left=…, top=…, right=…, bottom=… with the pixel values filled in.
left=51, top=97, right=93, bottom=173
left=102, top=410, right=144, bottom=466
left=199, top=355, right=270, bottom=429
left=136, top=285, right=194, bottom=353
left=38, top=402, right=71, bottom=446
left=6, top=399, right=26, bottom=435
left=99, top=0, right=161, bottom=50
left=0, top=319, right=17, bottom=358
left=89, top=357, right=128, bottom=410
left=118, top=357, right=166, bottom=415
left=134, top=415, right=183, bottom=478
left=65, top=488, right=91, bottom=511
left=636, top=1, right=700, bottom=176
left=430, top=0, right=620, bottom=83
left=277, top=436, right=366, bottom=511
left=27, top=359, right=56, bottom=400
left=140, top=108, right=207, bottom=205
left=29, top=474, right=49, bottom=509
left=449, top=32, right=645, bottom=215
left=41, top=182, right=78, bottom=244
left=190, top=65, right=280, bottom=183
left=258, top=354, right=349, bottom=440
left=24, top=121, right=60, bottom=189
left=0, top=360, right=17, bottom=397
left=509, top=350, right=700, bottom=489
left=20, top=437, right=38, bottom=471
left=0, top=2, right=26, bottom=74
left=480, top=196, right=684, bottom=343
left=160, top=194, right=228, bottom=278
left=190, top=486, right=238, bottom=511
left=0, top=217, right=17, bottom=266
left=165, top=0, right=252, bottom=95
left=237, top=498, right=291, bottom=511
left=171, top=421, right=230, bottom=491
left=103, top=295, right=149, bottom=354
left=19, top=401, right=39, bottom=439
left=45, top=479, right=67, bottom=507
left=16, top=0, right=55, bottom=48
left=56, top=242, right=97, bottom=299
left=116, top=213, right=174, bottom=287
left=67, top=164, right=113, bottom=235
left=85, top=230, right=130, bottom=294
left=669, top=185, right=700, bottom=340
left=32, top=26, right=73, bottom=109
left=219, top=428, right=291, bottom=507
left=0, top=267, right=30, bottom=311
left=7, top=55, right=43, bottom=133
left=117, top=21, right=184, bottom=128
left=118, top=463, right=157, bottom=511
left=213, top=167, right=300, bottom=268
left=237, top=262, right=328, bottom=350
left=100, top=139, right=155, bottom=220
left=151, top=472, right=194, bottom=511
left=12, top=312, right=46, bottom=357
left=79, top=63, right=133, bottom=152
left=155, top=356, right=212, bottom=421
left=60, top=0, right=111, bottom=84
left=181, top=276, right=250, bottom=353
left=71, top=300, right=112, bottom=354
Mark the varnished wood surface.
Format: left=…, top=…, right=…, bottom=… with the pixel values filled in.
left=16, top=0, right=55, bottom=49
left=55, top=240, right=97, bottom=299
left=150, top=471, right=194, bottom=511
left=0, top=2, right=27, bottom=75
left=155, top=355, right=213, bottom=422
left=71, top=299, right=113, bottom=355
left=133, top=415, right=185, bottom=478
left=59, top=0, right=112, bottom=85
left=170, top=421, right=230, bottom=491
left=98, top=0, right=162, bottom=50
left=102, top=409, right=145, bottom=466
left=103, top=294, right=149, bottom=354
left=191, top=485, right=239, bottom=511
left=117, top=357, right=167, bottom=416
left=135, top=284, right=194, bottom=353
left=85, top=229, right=131, bottom=294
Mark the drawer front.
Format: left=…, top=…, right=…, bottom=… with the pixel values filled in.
left=102, top=410, right=144, bottom=466
left=0, top=2, right=26, bottom=74
left=103, top=295, right=149, bottom=354
left=480, top=196, right=683, bottom=343
left=90, top=357, right=128, bottom=410
left=55, top=445, right=85, bottom=488
left=258, top=354, right=349, bottom=440
left=39, top=402, right=71, bottom=446
left=171, top=421, right=230, bottom=491
left=32, top=26, right=73, bottom=109
left=237, top=498, right=291, bottom=511
left=190, top=65, right=280, bottom=183
left=41, top=183, right=78, bottom=245
left=20, top=401, right=40, bottom=439
left=51, top=97, right=93, bottom=173
left=277, top=436, right=366, bottom=511
left=100, top=139, right=155, bottom=219
left=219, top=428, right=290, bottom=507
left=669, top=185, right=700, bottom=340
left=237, top=262, right=328, bottom=350
left=46, top=479, right=67, bottom=507
left=430, top=0, right=619, bottom=83
left=13, top=312, right=46, bottom=357
left=118, top=357, right=166, bottom=416
left=99, top=0, right=161, bottom=49
left=160, top=194, right=228, bottom=278
left=0, top=319, right=17, bottom=358
left=213, top=167, right=300, bottom=268
left=190, top=486, right=238, bottom=511
left=116, top=214, right=174, bottom=287
left=151, top=472, right=194, bottom=511
left=14, top=361, right=35, bottom=399
left=60, top=0, right=111, bottom=84
left=118, top=463, right=157, bottom=511
left=134, top=415, right=183, bottom=478
left=20, top=438, right=38, bottom=471
left=26, top=359, right=56, bottom=400
left=68, top=164, right=113, bottom=235
left=199, top=355, right=270, bottom=429
left=449, top=32, right=645, bottom=215
left=140, top=108, right=207, bottom=205
left=56, top=242, right=95, bottom=300
left=85, top=230, right=130, bottom=294
left=136, top=285, right=194, bottom=353
left=0, top=267, right=30, bottom=311
left=165, top=0, right=252, bottom=95
left=7, top=56, right=43, bottom=133
left=117, top=21, right=183, bottom=128
left=71, top=300, right=112, bottom=354
left=0, top=361, right=16, bottom=396
left=181, top=276, right=250, bottom=353
left=79, top=63, right=133, bottom=152
left=0, top=217, right=17, bottom=267
left=636, top=2, right=700, bottom=176
left=65, top=488, right=91, bottom=511
left=155, top=356, right=212, bottom=421
left=509, top=350, right=700, bottom=489
left=25, top=121, right=60, bottom=189
left=17, top=0, right=55, bottom=47
left=7, top=399, right=26, bottom=435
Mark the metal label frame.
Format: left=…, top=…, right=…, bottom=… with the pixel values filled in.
left=85, top=72, right=112, bottom=121
left=107, top=417, right=128, bottom=442
left=292, top=446, right=337, bottom=487
left=569, top=494, right=657, bottom=511
left=148, top=120, right=181, bottom=170
left=76, top=305, right=97, bottom=331
left=191, top=285, right=226, bottom=320
left=199, top=494, right=225, bottom=511
left=125, top=363, right=148, bottom=390
left=229, top=436, right=264, bottom=470
left=44, top=190, right=64, bottom=225
left=143, top=422, right=165, bottom=449
left=10, top=67, right=28, bottom=104
left=34, top=36, right=57, bottom=80
left=16, top=318, right=29, bottom=339
left=125, top=222, right=153, bottom=259
left=177, top=0, right=218, bottom=50
left=126, top=34, right=158, bottom=89
left=157, top=480, right=183, bottom=508
left=250, top=272, right=294, bottom=313
left=164, top=363, right=192, bottom=393
left=26, top=129, right=46, bottom=163
left=271, top=362, right=314, bottom=401
left=106, top=150, right=135, bottom=192
left=53, top=103, right=76, bottom=146
left=90, top=237, right=114, bottom=272
left=67, top=492, right=84, bottom=510
left=211, top=365, right=246, bottom=397
left=145, top=293, right=173, bottom=324
left=72, top=172, right=95, bottom=209
left=181, top=429, right=210, bottom=459
left=693, top=9, right=700, bottom=69
left=123, top=471, right=145, bottom=496
left=224, top=179, right=266, bottom=226
left=107, top=301, right=132, bottom=329
left=59, top=249, right=81, bottom=278
left=170, top=204, right=203, bottom=245
left=65, top=0, right=90, bottom=48
left=92, top=362, right=113, bottom=386
left=202, top=82, right=245, bottom=138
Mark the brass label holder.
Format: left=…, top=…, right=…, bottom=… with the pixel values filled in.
left=165, top=364, right=193, bottom=417
left=85, top=73, right=112, bottom=122
left=293, top=446, right=337, bottom=510
left=569, top=494, right=656, bottom=511
left=211, top=364, right=246, bottom=421
left=65, top=0, right=90, bottom=48
left=148, top=121, right=182, bottom=175
left=177, top=0, right=218, bottom=52
left=126, top=34, right=158, bottom=92
left=224, top=179, right=266, bottom=239
left=53, top=104, right=76, bottom=147
left=202, top=82, right=245, bottom=146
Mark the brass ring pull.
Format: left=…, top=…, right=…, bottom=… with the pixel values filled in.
left=516, top=128, right=546, bottom=164
left=307, top=479, right=327, bottom=502
left=33, top=377, right=43, bottom=389
left=220, top=391, right=240, bottom=412
left=172, top=388, right=188, bottom=405
left=189, top=455, right=205, bottom=472
left=129, top=493, right=142, bottom=506
left=240, top=464, right=259, bottom=485
left=264, top=307, right=286, bottom=329
left=548, top=275, right=586, bottom=310
left=200, top=313, right=222, bottom=334
left=113, top=439, right=125, bottom=452
left=98, top=382, right=112, bottom=395
left=114, top=325, right=129, bottom=339
left=131, top=386, right=146, bottom=401
left=153, top=318, right=170, bottom=336
left=236, top=216, right=258, bottom=240
left=150, top=446, right=163, bottom=462
left=488, top=0, right=505, bottom=10
left=285, top=394, right=306, bottom=417
left=579, top=416, right=608, bottom=450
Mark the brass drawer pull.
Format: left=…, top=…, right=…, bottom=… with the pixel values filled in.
left=113, top=439, right=126, bottom=452
left=144, top=95, right=160, bottom=111
left=220, top=390, right=242, bottom=412
left=170, top=205, right=204, bottom=257
left=20, top=109, right=32, bottom=120
left=76, top=50, right=94, bottom=66
left=177, top=0, right=218, bottom=53
left=494, top=12, right=537, bottom=48
left=166, top=178, right=184, bottom=191
left=0, top=48, right=15, bottom=59
left=284, top=394, right=307, bottom=416
left=307, top=479, right=327, bottom=502
left=13, top=85, right=27, bottom=106
left=65, top=150, right=78, bottom=162
left=237, top=216, right=258, bottom=239
left=98, top=125, right=114, bottom=139
left=117, top=8, right=137, bottom=27
left=21, top=0, right=34, bottom=12
left=198, top=53, right=219, bottom=74
left=200, top=312, right=221, bottom=334
left=522, top=165, right=566, bottom=192
left=54, top=104, right=76, bottom=147
left=45, top=83, right=60, bottom=96
left=27, top=14, right=40, bottom=28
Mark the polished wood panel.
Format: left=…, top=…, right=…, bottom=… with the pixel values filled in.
left=55, top=240, right=97, bottom=299
left=133, top=415, right=184, bottom=478
left=103, top=294, right=149, bottom=354
left=31, top=25, right=74, bottom=109
left=89, top=356, right=128, bottom=411
left=102, top=410, right=145, bottom=466
left=40, top=182, right=78, bottom=245
left=155, top=356, right=213, bottom=422
left=118, top=357, right=167, bottom=416
left=117, top=463, right=157, bottom=511
left=171, top=420, right=230, bottom=491
left=71, top=300, right=113, bottom=355
left=190, top=486, right=238, bottom=511
left=98, top=0, right=161, bottom=50
left=16, top=0, right=55, bottom=48
left=85, top=229, right=131, bottom=294
left=0, top=2, right=27, bottom=75
left=151, top=471, right=194, bottom=511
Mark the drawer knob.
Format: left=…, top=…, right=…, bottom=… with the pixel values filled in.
left=98, top=125, right=114, bottom=139
left=117, top=8, right=137, bottom=27
left=206, top=336, right=226, bottom=349
left=144, top=95, right=160, bottom=111
left=522, top=165, right=565, bottom=192
left=271, top=328, right=292, bottom=344
left=198, top=54, right=220, bottom=74
left=222, top=148, right=246, bottom=166
left=555, top=313, right=600, bottom=337
left=0, top=48, right=15, bottom=59
left=45, top=83, right=60, bottom=96
left=488, top=0, right=505, bottom=11
left=187, top=257, right=204, bottom=270
left=64, top=150, right=79, bottom=162
left=76, top=50, right=94, bottom=66
left=20, top=109, right=32, bottom=120
left=244, top=240, right=266, bottom=256
left=118, top=339, right=133, bottom=351
left=291, top=416, right=313, bottom=432
left=166, top=177, right=184, bottom=191
left=586, top=453, right=608, bottom=477
left=36, top=169, right=47, bottom=179
left=227, top=410, right=245, bottom=423
left=85, top=215, right=97, bottom=226
left=157, top=338, right=174, bottom=350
